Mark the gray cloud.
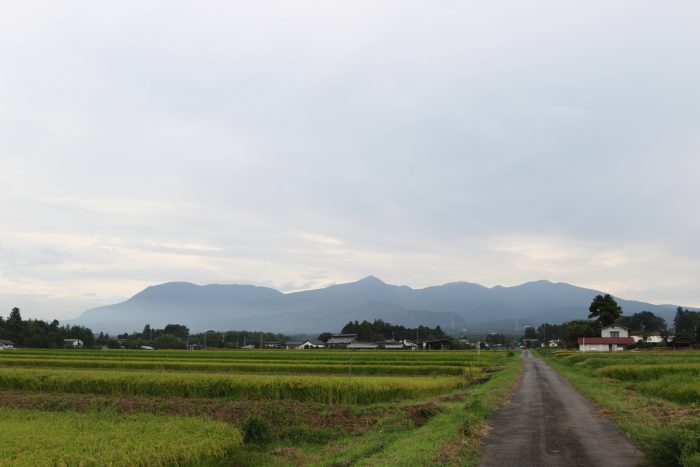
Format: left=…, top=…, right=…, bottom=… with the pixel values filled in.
left=1, top=1, right=699, bottom=319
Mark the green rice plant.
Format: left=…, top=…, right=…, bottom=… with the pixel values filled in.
left=594, top=364, right=700, bottom=381
left=0, top=407, right=242, bottom=466
left=640, top=374, right=700, bottom=404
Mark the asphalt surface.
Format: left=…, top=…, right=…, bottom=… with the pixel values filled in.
left=478, top=350, right=644, bottom=467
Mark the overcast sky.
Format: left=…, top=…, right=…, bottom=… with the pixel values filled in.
left=1, top=1, right=698, bottom=320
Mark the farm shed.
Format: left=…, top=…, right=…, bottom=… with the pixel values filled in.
left=0, top=339, right=15, bottom=349
left=347, top=342, right=378, bottom=350
left=422, top=339, right=452, bottom=350
left=64, top=339, right=83, bottom=349
left=326, top=334, right=357, bottom=348
left=577, top=337, right=635, bottom=352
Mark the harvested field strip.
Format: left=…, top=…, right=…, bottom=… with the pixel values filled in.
left=0, top=367, right=461, bottom=403
left=0, top=407, right=242, bottom=466
left=0, top=357, right=474, bottom=375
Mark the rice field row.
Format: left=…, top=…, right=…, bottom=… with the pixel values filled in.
left=7, top=348, right=508, bottom=363
left=0, top=356, right=478, bottom=376
left=551, top=350, right=700, bottom=405
left=0, top=366, right=463, bottom=404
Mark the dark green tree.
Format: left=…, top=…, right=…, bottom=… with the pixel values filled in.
left=562, top=320, right=600, bottom=348
left=588, top=294, right=623, bottom=327
left=163, top=324, right=189, bottom=340
left=153, top=333, right=186, bottom=349
left=317, top=332, right=333, bottom=343
left=673, top=307, right=700, bottom=342
left=619, top=311, right=666, bottom=333
left=522, top=326, right=538, bottom=339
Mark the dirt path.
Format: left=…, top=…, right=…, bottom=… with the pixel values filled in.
left=478, top=350, right=643, bottom=467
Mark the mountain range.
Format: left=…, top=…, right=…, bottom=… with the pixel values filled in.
left=71, top=276, right=686, bottom=335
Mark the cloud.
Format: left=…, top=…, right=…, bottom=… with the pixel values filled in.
left=0, top=1, right=699, bottom=317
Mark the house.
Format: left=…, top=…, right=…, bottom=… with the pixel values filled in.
left=140, top=345, right=154, bottom=350
left=64, top=338, right=83, bottom=349
left=187, top=344, right=201, bottom=350
left=0, top=339, right=15, bottom=349
left=601, top=325, right=629, bottom=338
left=578, top=325, right=635, bottom=352
left=264, top=341, right=283, bottom=349
left=326, top=334, right=357, bottom=349
left=548, top=339, right=561, bottom=347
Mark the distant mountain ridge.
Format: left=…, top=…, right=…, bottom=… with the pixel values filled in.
left=72, top=276, right=686, bottom=334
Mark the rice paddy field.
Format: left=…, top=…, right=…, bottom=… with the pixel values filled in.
left=0, top=348, right=520, bottom=466
left=541, top=350, right=700, bottom=467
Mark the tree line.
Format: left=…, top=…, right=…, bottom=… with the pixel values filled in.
left=335, top=319, right=448, bottom=342
left=0, top=307, right=95, bottom=348
left=109, top=324, right=289, bottom=349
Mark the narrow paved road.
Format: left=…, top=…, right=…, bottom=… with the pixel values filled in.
left=479, top=350, right=643, bottom=467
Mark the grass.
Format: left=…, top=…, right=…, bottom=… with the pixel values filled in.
left=0, top=407, right=242, bottom=466
left=540, top=349, right=700, bottom=467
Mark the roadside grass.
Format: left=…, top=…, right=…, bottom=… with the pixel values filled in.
left=0, top=407, right=242, bottom=466
left=540, top=350, right=700, bottom=467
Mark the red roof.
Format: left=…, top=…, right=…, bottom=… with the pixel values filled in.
left=577, top=337, right=635, bottom=345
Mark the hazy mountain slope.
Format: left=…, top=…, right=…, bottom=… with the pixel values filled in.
left=72, top=277, right=685, bottom=334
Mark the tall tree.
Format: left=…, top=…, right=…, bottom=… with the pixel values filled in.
left=588, top=294, right=623, bottom=327
left=563, top=320, right=600, bottom=348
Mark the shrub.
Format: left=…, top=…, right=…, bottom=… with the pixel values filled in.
left=242, top=415, right=273, bottom=445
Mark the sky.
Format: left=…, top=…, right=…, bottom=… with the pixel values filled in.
left=1, top=1, right=699, bottom=321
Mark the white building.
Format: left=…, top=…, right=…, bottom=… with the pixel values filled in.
left=578, top=326, right=634, bottom=352
left=630, top=334, right=665, bottom=344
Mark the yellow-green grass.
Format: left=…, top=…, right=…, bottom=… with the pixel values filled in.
left=0, top=367, right=461, bottom=403
left=0, top=407, right=242, bottom=466
left=540, top=349, right=700, bottom=466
